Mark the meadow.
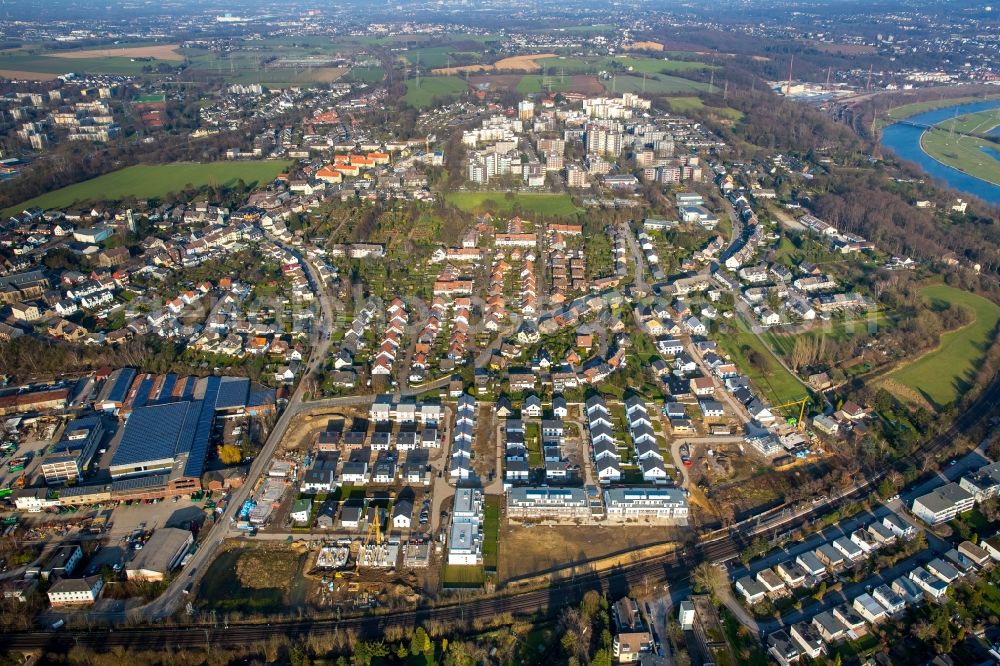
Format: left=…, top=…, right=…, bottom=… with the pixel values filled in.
left=889, top=285, right=1000, bottom=408
left=920, top=108, right=1000, bottom=186
left=716, top=321, right=810, bottom=406
left=403, top=76, right=469, bottom=108
left=3, top=161, right=290, bottom=215
left=444, top=192, right=581, bottom=217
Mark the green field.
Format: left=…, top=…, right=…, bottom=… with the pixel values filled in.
left=347, top=66, right=384, bottom=83
left=444, top=191, right=581, bottom=217
left=613, top=56, right=710, bottom=74
left=666, top=96, right=743, bottom=120
left=441, top=564, right=486, bottom=587
left=403, top=76, right=468, bottom=108
left=4, top=161, right=289, bottom=215
left=609, top=74, right=709, bottom=95
left=482, top=495, right=501, bottom=571
left=0, top=52, right=176, bottom=76
left=516, top=74, right=578, bottom=94
left=763, top=312, right=895, bottom=358
left=890, top=285, right=1000, bottom=408
left=920, top=108, right=1000, bottom=186
left=717, top=320, right=810, bottom=405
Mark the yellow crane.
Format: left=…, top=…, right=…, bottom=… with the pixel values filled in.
left=772, top=397, right=809, bottom=430
left=356, top=505, right=384, bottom=572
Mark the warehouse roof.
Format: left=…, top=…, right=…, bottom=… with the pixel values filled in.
left=111, top=399, right=208, bottom=471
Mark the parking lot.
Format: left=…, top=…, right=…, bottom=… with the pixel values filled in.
left=106, top=495, right=209, bottom=539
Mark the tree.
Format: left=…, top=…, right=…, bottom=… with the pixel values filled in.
left=352, top=641, right=388, bottom=666
left=591, top=649, right=613, bottom=666
left=692, top=562, right=727, bottom=600
left=217, top=444, right=242, bottom=465
left=410, top=627, right=432, bottom=657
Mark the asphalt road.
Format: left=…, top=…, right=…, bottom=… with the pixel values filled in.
left=130, top=237, right=338, bottom=622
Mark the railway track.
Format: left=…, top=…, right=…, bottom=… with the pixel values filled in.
left=3, top=378, right=998, bottom=655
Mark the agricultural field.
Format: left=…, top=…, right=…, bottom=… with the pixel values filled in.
left=717, top=321, right=810, bottom=406
left=612, top=55, right=711, bottom=74
left=3, top=161, right=290, bottom=216
left=889, top=285, right=1000, bottom=408
left=403, top=76, right=468, bottom=108
left=347, top=66, right=384, bottom=83
left=444, top=191, right=581, bottom=217
left=0, top=52, right=177, bottom=78
left=920, top=109, right=1000, bottom=186
left=50, top=44, right=184, bottom=61
left=610, top=73, right=710, bottom=95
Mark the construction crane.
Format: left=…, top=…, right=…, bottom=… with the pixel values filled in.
left=773, top=397, right=809, bottom=430
left=356, top=505, right=384, bottom=571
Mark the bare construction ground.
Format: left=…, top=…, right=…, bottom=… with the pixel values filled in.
left=499, top=524, right=680, bottom=582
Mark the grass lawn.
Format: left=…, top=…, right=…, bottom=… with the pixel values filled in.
left=444, top=191, right=581, bottom=217
left=482, top=495, right=501, bottom=571
left=4, top=161, right=290, bottom=216
left=441, top=564, right=486, bottom=587
left=403, top=76, right=468, bottom=108
left=525, top=421, right=542, bottom=467
left=920, top=108, right=1000, bottom=186
left=348, top=66, right=384, bottom=83
left=717, top=320, right=810, bottom=405
left=889, top=284, right=1000, bottom=408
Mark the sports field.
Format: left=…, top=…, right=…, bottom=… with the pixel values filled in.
left=444, top=192, right=581, bottom=217
left=403, top=76, right=468, bottom=108
left=3, top=161, right=289, bottom=216
left=920, top=108, right=1000, bottom=186
left=889, top=285, right=1000, bottom=408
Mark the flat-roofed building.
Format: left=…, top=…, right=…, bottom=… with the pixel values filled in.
left=911, top=482, right=975, bottom=525
left=126, top=527, right=193, bottom=581
left=604, top=487, right=688, bottom=524
left=42, top=416, right=104, bottom=484
left=507, top=487, right=589, bottom=520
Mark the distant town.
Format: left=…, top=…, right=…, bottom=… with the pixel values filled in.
left=0, top=1, right=998, bottom=665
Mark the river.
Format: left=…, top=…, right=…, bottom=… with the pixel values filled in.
left=880, top=98, right=1000, bottom=205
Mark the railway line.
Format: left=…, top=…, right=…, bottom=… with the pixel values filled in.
left=3, top=368, right=998, bottom=656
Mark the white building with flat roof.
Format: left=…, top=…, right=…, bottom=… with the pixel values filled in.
left=448, top=487, right=484, bottom=566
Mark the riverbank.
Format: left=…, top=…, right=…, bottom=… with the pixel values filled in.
left=880, top=98, right=1000, bottom=205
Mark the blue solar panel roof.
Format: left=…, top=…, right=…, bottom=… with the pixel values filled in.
left=155, top=374, right=177, bottom=404
left=184, top=380, right=219, bottom=479
left=112, top=401, right=192, bottom=467
left=215, top=376, right=249, bottom=410
left=131, top=376, right=154, bottom=409
left=106, top=367, right=137, bottom=403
